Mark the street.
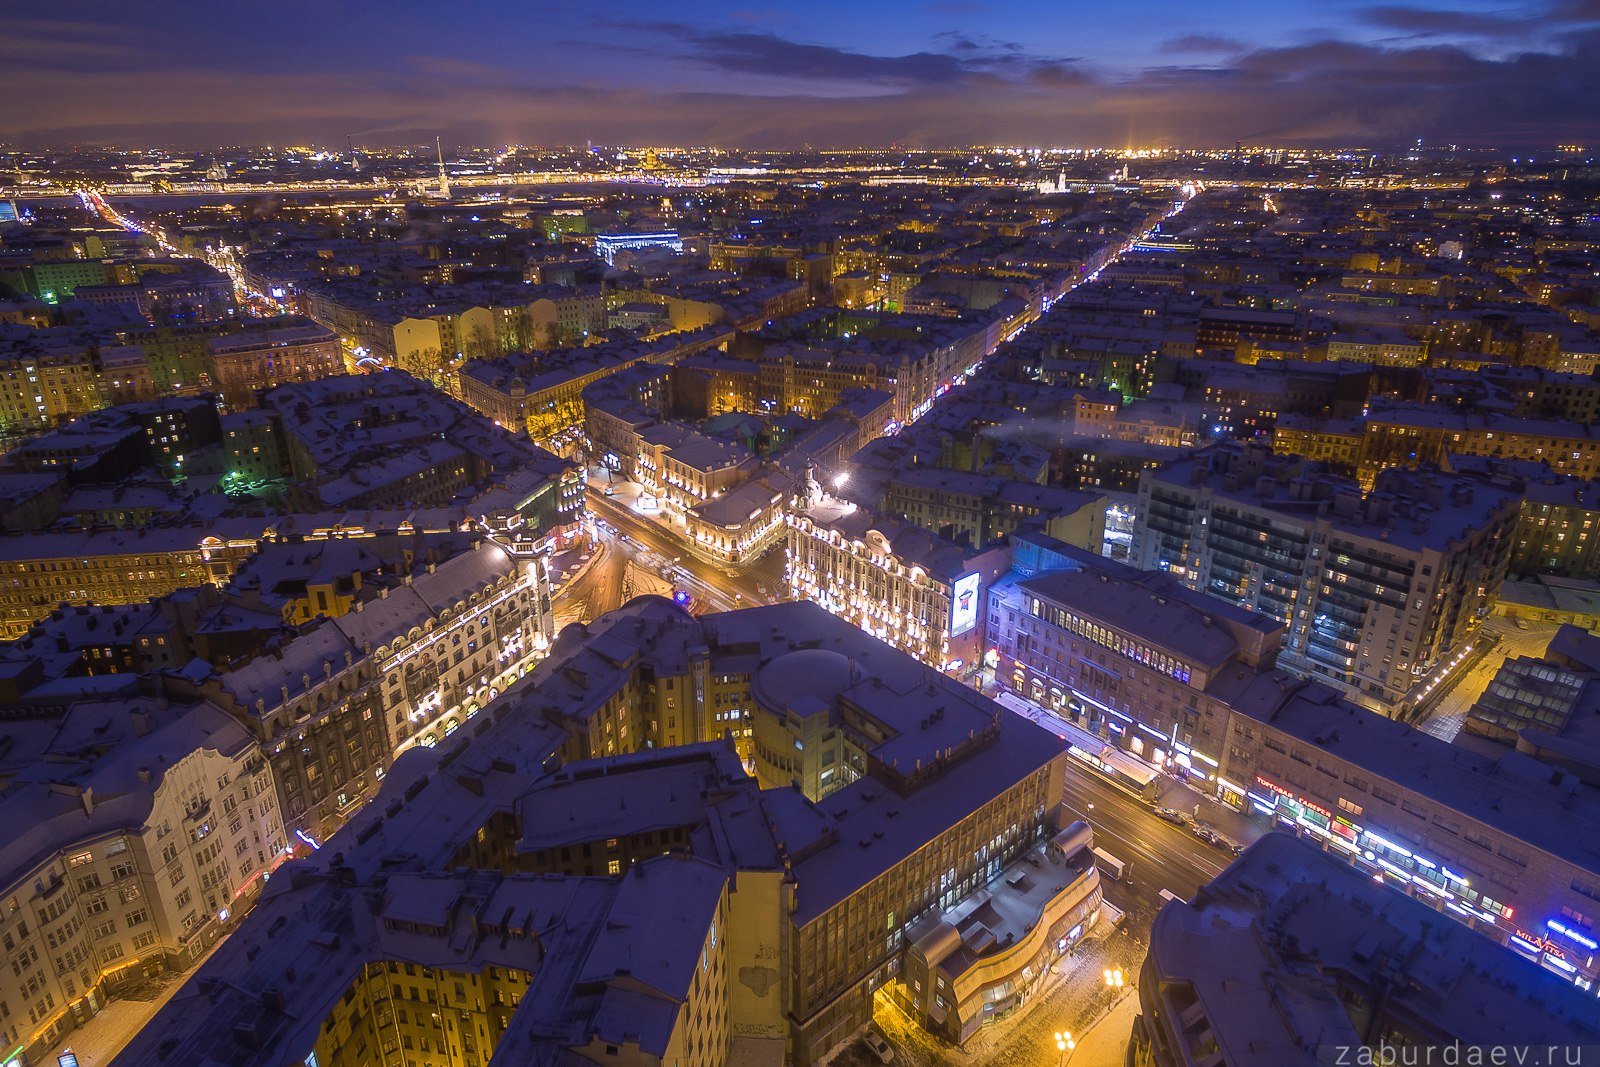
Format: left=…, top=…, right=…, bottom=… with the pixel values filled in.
left=1060, top=770, right=1233, bottom=914
left=585, top=485, right=786, bottom=612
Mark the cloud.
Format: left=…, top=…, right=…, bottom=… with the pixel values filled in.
left=0, top=13, right=1598, bottom=150
left=1358, top=5, right=1534, bottom=37
left=0, top=19, right=144, bottom=71
left=680, top=31, right=967, bottom=83
left=1159, top=35, right=1249, bottom=54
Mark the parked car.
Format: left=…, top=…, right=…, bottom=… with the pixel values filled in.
left=863, top=1028, right=894, bottom=1063
left=1192, top=825, right=1222, bottom=846
left=1154, top=807, right=1187, bottom=825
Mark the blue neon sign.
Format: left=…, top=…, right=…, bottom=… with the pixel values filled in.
left=1547, top=919, right=1600, bottom=952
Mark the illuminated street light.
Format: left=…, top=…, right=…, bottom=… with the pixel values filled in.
left=1104, top=968, right=1125, bottom=988
left=1054, top=1030, right=1075, bottom=1064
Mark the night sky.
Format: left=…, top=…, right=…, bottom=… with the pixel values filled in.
left=5, top=0, right=1600, bottom=148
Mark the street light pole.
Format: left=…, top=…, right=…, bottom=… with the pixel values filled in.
left=1054, top=1030, right=1075, bottom=1065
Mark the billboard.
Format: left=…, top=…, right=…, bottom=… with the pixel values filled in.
left=950, top=572, right=982, bottom=637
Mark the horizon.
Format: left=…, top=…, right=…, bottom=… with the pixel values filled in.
left=5, top=0, right=1600, bottom=150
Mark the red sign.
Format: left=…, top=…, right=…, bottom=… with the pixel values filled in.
left=1255, top=775, right=1293, bottom=799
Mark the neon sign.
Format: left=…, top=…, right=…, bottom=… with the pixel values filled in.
left=1548, top=919, right=1600, bottom=952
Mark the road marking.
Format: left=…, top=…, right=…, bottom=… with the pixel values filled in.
left=1060, top=793, right=1227, bottom=882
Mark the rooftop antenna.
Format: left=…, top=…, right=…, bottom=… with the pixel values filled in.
left=435, top=136, right=451, bottom=199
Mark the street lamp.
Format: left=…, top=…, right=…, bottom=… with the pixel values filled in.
left=1104, top=968, right=1125, bottom=989
left=1054, top=1030, right=1075, bottom=1064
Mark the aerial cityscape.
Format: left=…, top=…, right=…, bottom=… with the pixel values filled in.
left=4, top=2, right=1600, bottom=1066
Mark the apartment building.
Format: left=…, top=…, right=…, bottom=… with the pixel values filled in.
left=992, top=534, right=1600, bottom=997
left=1134, top=444, right=1518, bottom=711
left=0, top=701, right=284, bottom=1066
left=788, top=487, right=1011, bottom=673
left=165, top=536, right=553, bottom=843
left=206, top=318, right=343, bottom=409
left=117, top=598, right=1088, bottom=1066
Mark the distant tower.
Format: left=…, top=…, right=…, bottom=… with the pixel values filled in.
left=435, top=136, right=451, bottom=199
left=347, top=135, right=361, bottom=172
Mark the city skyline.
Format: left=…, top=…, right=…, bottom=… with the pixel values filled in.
left=3, top=8, right=1600, bottom=1066
left=4, top=0, right=1600, bottom=149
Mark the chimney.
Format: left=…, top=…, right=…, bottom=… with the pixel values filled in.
left=137, top=767, right=151, bottom=784
left=129, top=709, right=150, bottom=736
left=81, top=787, right=95, bottom=816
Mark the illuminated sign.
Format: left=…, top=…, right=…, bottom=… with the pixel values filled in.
left=950, top=572, right=982, bottom=637
left=1300, top=798, right=1332, bottom=820
left=1548, top=919, right=1600, bottom=952
left=1511, top=930, right=1543, bottom=953
left=1512, top=929, right=1571, bottom=959
left=1254, top=776, right=1294, bottom=801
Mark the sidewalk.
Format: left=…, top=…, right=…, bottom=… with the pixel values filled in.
left=1153, top=776, right=1261, bottom=849
left=47, top=935, right=230, bottom=1067
left=1068, top=989, right=1141, bottom=1067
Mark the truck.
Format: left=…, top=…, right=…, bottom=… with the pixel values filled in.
left=1091, top=846, right=1129, bottom=881
left=1049, top=820, right=1095, bottom=864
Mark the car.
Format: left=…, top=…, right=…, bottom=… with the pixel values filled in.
left=1192, top=825, right=1222, bottom=846
left=862, top=1029, right=894, bottom=1064
left=1154, top=807, right=1187, bottom=825
left=602, top=485, right=616, bottom=497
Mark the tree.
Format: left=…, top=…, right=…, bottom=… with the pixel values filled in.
left=463, top=323, right=495, bottom=361
left=500, top=310, right=534, bottom=354
left=398, top=346, right=442, bottom=380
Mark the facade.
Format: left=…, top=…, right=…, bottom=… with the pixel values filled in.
left=1134, top=444, right=1518, bottom=711
left=170, top=535, right=554, bottom=844
left=206, top=318, right=343, bottom=409
left=0, top=702, right=284, bottom=1067
left=457, top=326, right=731, bottom=440
left=1270, top=414, right=1365, bottom=469
left=898, top=824, right=1101, bottom=1043
left=0, top=346, right=108, bottom=434
left=988, top=536, right=1284, bottom=795
left=1514, top=476, right=1600, bottom=580
left=1360, top=402, right=1600, bottom=486
left=0, top=521, right=267, bottom=637
left=788, top=486, right=1011, bottom=673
